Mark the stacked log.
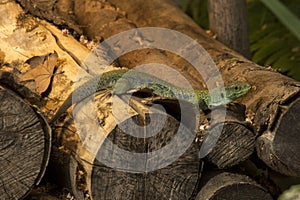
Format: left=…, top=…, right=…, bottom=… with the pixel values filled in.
left=0, top=0, right=299, bottom=199
left=106, top=0, right=300, bottom=179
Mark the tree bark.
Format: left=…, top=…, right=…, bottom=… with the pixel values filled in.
left=208, top=0, right=251, bottom=59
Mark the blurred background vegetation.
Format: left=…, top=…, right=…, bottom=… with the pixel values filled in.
left=177, top=0, right=300, bottom=81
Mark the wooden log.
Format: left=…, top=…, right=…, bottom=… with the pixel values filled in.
left=203, top=104, right=255, bottom=168
left=105, top=0, right=300, bottom=177
left=11, top=0, right=300, bottom=197
left=48, top=93, right=202, bottom=199
left=0, top=1, right=91, bottom=198
left=148, top=98, right=255, bottom=169
left=74, top=0, right=255, bottom=169
left=195, top=171, right=273, bottom=200
left=237, top=158, right=300, bottom=197
left=0, top=85, right=51, bottom=199
left=14, top=0, right=256, bottom=197
left=88, top=97, right=202, bottom=199
left=3, top=1, right=204, bottom=199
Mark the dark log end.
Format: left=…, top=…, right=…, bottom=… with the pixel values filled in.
left=91, top=112, right=202, bottom=199
left=204, top=122, right=255, bottom=168
left=201, top=105, right=256, bottom=168
left=196, top=172, right=273, bottom=200
left=257, top=98, right=300, bottom=177
left=0, top=86, right=51, bottom=199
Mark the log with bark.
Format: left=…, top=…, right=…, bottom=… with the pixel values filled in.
left=1, top=0, right=300, bottom=199
left=0, top=3, right=53, bottom=199
left=1, top=1, right=203, bottom=199
left=105, top=0, right=300, bottom=178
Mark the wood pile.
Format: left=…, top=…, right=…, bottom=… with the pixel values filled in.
left=0, top=0, right=299, bottom=199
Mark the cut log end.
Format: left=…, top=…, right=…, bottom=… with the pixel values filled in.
left=204, top=122, right=255, bottom=168
left=199, top=104, right=255, bottom=168
left=90, top=111, right=202, bottom=199
left=196, top=172, right=273, bottom=200
left=0, top=86, right=51, bottom=199
left=257, top=97, right=300, bottom=177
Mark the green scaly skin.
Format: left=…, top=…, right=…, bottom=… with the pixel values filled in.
left=50, top=69, right=251, bottom=123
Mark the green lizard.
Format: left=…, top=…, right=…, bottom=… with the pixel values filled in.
left=50, top=69, right=251, bottom=123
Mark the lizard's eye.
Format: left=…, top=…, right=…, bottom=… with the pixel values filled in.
left=234, top=86, right=239, bottom=90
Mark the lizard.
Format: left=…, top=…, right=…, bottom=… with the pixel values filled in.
left=49, top=69, right=251, bottom=124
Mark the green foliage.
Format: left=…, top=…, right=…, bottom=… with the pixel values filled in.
left=179, top=0, right=209, bottom=29
left=248, top=0, right=300, bottom=80
left=260, top=0, right=300, bottom=42
left=178, top=0, right=300, bottom=81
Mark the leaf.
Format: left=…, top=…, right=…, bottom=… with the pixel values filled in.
left=260, top=0, right=300, bottom=42
left=250, top=23, right=282, bottom=44
left=265, top=48, right=290, bottom=66
left=248, top=0, right=300, bottom=81
left=252, top=37, right=285, bottom=62
left=273, top=53, right=294, bottom=72
left=250, top=28, right=285, bottom=51
left=19, top=51, right=58, bottom=94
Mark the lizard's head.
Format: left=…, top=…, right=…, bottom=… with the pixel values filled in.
left=206, top=82, right=251, bottom=108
